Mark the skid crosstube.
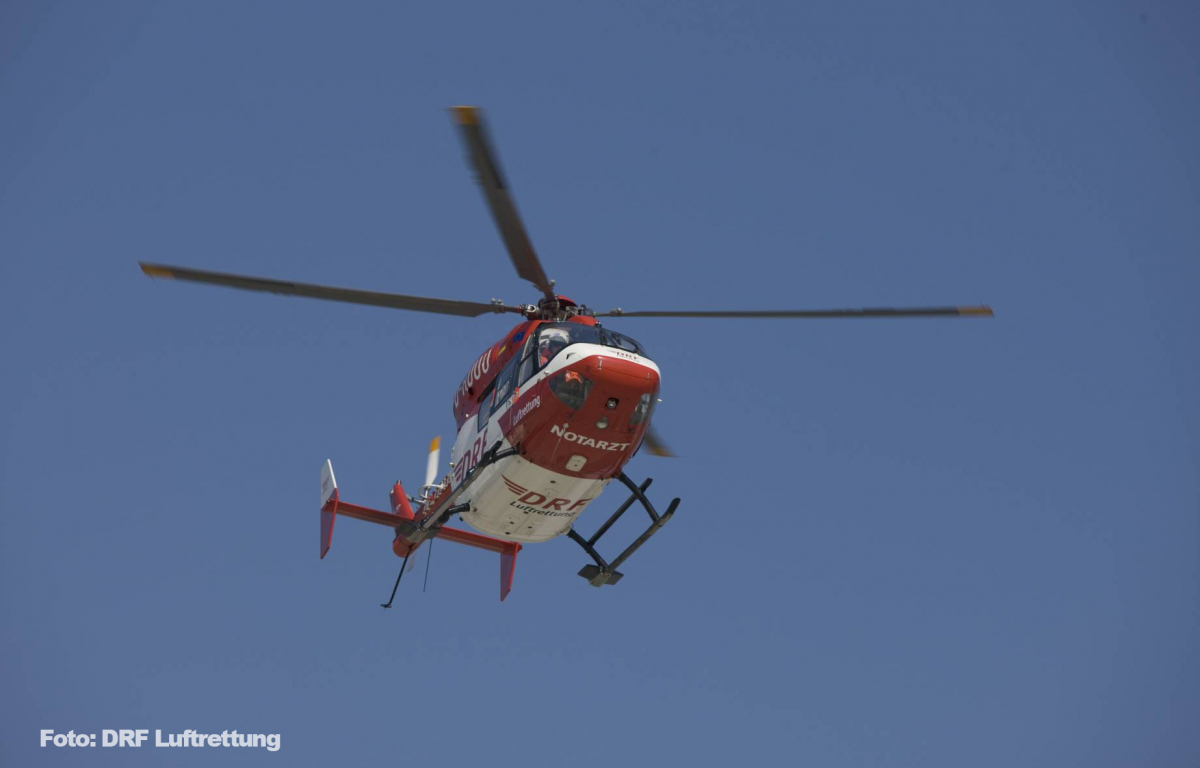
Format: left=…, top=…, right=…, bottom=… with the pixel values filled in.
left=567, top=473, right=679, bottom=587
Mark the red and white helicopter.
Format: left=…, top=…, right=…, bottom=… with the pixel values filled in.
left=141, top=106, right=992, bottom=604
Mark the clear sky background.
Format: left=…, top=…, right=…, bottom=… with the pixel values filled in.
left=2, top=2, right=1197, bottom=766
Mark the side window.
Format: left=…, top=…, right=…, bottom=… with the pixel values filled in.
left=492, top=355, right=519, bottom=408
left=516, top=334, right=538, bottom=387
left=476, top=380, right=496, bottom=431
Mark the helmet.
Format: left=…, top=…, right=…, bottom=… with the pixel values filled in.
left=539, top=328, right=570, bottom=362
left=539, top=328, right=570, bottom=348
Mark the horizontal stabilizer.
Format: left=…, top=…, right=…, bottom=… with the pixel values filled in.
left=438, top=525, right=522, bottom=601
left=315, top=465, right=521, bottom=600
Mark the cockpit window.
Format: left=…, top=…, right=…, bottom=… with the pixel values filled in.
left=529, top=323, right=647, bottom=369
left=537, top=327, right=572, bottom=368
left=603, top=329, right=644, bottom=355
left=514, top=323, right=648, bottom=388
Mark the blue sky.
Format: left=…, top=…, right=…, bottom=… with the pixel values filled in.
left=2, top=2, right=1197, bottom=766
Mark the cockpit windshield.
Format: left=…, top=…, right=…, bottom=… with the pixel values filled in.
left=514, top=323, right=648, bottom=389
left=535, top=323, right=647, bottom=364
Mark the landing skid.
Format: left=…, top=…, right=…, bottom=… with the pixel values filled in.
left=567, top=473, right=679, bottom=587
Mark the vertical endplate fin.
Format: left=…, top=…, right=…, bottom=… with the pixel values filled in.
left=500, top=545, right=520, bottom=601
left=320, top=460, right=339, bottom=559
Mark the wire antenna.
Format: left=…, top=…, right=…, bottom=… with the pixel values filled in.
left=423, top=539, right=435, bottom=593
left=381, top=549, right=413, bottom=609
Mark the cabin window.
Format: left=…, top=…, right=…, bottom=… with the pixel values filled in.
left=477, top=355, right=521, bottom=430
left=492, top=354, right=519, bottom=408
left=476, top=380, right=496, bottom=431
left=517, top=333, right=539, bottom=387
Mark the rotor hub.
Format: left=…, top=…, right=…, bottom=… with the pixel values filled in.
left=526, top=294, right=595, bottom=322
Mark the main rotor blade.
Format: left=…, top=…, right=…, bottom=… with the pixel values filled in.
left=139, top=263, right=525, bottom=318
left=451, top=106, right=555, bottom=301
left=598, top=306, right=994, bottom=319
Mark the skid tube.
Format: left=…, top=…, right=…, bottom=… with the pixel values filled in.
left=567, top=472, right=679, bottom=587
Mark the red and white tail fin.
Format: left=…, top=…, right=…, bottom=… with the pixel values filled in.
left=319, top=460, right=338, bottom=559
left=501, top=546, right=518, bottom=601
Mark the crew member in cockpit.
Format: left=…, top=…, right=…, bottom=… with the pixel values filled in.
left=538, top=328, right=570, bottom=367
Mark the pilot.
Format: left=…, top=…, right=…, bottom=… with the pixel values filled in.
left=538, top=329, right=570, bottom=367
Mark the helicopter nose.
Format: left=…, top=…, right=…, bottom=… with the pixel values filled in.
left=580, top=355, right=659, bottom=423
left=533, top=353, right=660, bottom=477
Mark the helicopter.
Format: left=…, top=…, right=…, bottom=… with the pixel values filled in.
left=140, top=106, right=993, bottom=604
